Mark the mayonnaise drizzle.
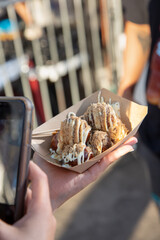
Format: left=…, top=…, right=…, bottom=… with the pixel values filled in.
left=62, top=144, right=92, bottom=166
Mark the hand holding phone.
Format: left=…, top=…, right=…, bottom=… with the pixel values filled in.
left=0, top=161, right=56, bottom=240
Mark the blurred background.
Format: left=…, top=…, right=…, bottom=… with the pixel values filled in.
left=1, top=1, right=160, bottom=239
left=0, top=0, right=124, bottom=128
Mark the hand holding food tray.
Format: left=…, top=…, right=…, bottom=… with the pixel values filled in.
left=31, top=88, right=148, bottom=173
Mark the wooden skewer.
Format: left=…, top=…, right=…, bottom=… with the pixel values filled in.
left=32, top=129, right=59, bottom=137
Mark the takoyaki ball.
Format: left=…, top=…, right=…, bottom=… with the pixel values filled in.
left=109, top=118, right=128, bottom=144
left=61, top=143, right=94, bottom=167
left=50, top=131, right=59, bottom=151
left=89, top=130, right=112, bottom=155
left=83, top=102, right=128, bottom=143
left=56, top=112, right=91, bottom=154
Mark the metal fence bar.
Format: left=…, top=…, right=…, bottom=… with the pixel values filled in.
left=31, top=38, right=53, bottom=120
left=44, top=0, right=67, bottom=112
left=87, top=0, right=104, bottom=89
left=0, top=41, right=14, bottom=96
left=112, top=0, right=123, bottom=84
left=59, top=0, right=80, bottom=104
left=26, top=0, right=53, bottom=121
left=7, top=4, right=38, bottom=127
left=99, top=0, right=109, bottom=61
left=73, top=0, right=93, bottom=97
left=7, top=5, right=33, bottom=99
left=106, top=0, right=123, bottom=89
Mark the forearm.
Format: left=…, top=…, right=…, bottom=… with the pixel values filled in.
left=118, top=21, right=151, bottom=97
left=14, top=3, right=33, bottom=26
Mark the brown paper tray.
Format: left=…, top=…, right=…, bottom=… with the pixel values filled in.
left=31, top=88, right=148, bottom=173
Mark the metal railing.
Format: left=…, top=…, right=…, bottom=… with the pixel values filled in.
left=0, top=0, right=123, bottom=128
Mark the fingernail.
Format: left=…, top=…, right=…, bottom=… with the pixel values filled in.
left=129, top=147, right=134, bottom=152
left=129, top=147, right=135, bottom=152
left=134, top=138, right=138, bottom=144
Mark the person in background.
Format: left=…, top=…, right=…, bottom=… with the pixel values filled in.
left=119, top=0, right=160, bottom=198
left=0, top=2, right=42, bottom=41
left=0, top=136, right=137, bottom=240
left=14, top=2, right=43, bottom=41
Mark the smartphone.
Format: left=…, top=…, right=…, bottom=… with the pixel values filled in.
left=0, top=97, right=33, bottom=224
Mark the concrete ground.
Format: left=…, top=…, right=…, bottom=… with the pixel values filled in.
left=54, top=150, right=160, bottom=240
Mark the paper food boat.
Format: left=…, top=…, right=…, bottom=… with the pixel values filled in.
left=31, top=88, right=148, bottom=173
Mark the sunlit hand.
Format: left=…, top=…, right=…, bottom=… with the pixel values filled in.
left=33, top=137, right=137, bottom=211
left=0, top=161, right=56, bottom=240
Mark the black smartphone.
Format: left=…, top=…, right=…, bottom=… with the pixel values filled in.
left=0, top=97, right=33, bottom=224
